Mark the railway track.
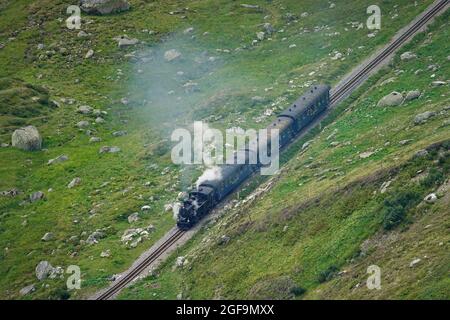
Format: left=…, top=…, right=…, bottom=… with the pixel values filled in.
left=94, top=0, right=448, bottom=300
left=95, top=229, right=185, bottom=300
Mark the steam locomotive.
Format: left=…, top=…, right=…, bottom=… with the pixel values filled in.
left=177, top=84, right=331, bottom=230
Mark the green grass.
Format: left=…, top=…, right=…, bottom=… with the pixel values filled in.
left=0, top=0, right=447, bottom=299
left=119, top=11, right=450, bottom=300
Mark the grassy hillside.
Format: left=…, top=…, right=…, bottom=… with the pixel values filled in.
left=119, top=11, right=450, bottom=300
left=0, top=0, right=447, bottom=299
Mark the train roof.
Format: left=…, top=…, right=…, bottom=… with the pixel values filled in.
left=279, top=84, right=330, bottom=120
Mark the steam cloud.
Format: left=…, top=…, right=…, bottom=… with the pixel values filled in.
left=172, top=202, right=181, bottom=220
left=196, top=166, right=223, bottom=188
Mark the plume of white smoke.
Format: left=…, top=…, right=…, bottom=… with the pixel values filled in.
left=172, top=202, right=181, bottom=220
left=196, top=166, right=222, bottom=188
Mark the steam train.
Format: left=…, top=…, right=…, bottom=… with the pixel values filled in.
left=177, top=84, right=331, bottom=230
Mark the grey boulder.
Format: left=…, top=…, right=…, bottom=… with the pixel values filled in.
left=114, top=35, right=139, bottom=48
left=377, top=92, right=403, bottom=107
left=41, top=232, right=54, bottom=241
left=400, top=51, right=417, bottom=61
left=19, top=284, right=36, bottom=296
left=405, top=90, right=421, bottom=102
left=35, top=261, right=55, bottom=281
left=68, top=177, right=81, bottom=189
left=30, top=191, right=45, bottom=203
left=12, top=126, right=42, bottom=151
left=414, top=111, right=436, bottom=125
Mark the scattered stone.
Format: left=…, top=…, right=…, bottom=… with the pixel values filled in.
left=183, top=27, right=194, bottom=34
left=331, top=52, right=343, bottom=60
left=377, top=92, right=403, bottom=107
left=11, top=126, right=42, bottom=151
left=112, top=130, right=127, bottom=137
left=427, top=64, right=439, bottom=72
left=100, top=250, right=111, bottom=258
left=99, top=146, right=121, bottom=153
left=77, top=30, right=89, bottom=38
left=114, top=35, right=139, bottom=48
left=86, top=230, right=105, bottom=245
left=359, top=151, right=374, bottom=159
left=256, top=32, right=265, bottom=41
left=76, top=120, right=90, bottom=128
left=30, top=191, right=45, bottom=203
left=302, top=141, right=311, bottom=150
left=263, top=23, right=275, bottom=34
left=414, top=111, right=436, bottom=125
left=241, top=4, right=259, bottom=9
left=414, top=149, right=428, bottom=158
left=80, top=0, right=130, bottom=15
left=68, top=235, right=79, bottom=244
left=95, top=117, right=105, bottom=124
left=121, top=228, right=137, bottom=243
left=218, top=235, right=230, bottom=245
left=399, top=139, right=412, bottom=146
left=0, top=188, right=20, bottom=197
left=400, top=51, right=417, bottom=61
left=164, top=49, right=182, bottom=62
left=128, top=212, right=140, bottom=223
left=380, top=180, right=392, bottom=194
left=41, top=232, right=54, bottom=241
left=405, top=90, right=421, bottom=102
left=431, top=80, right=446, bottom=87
left=85, top=49, right=94, bottom=59
left=47, top=155, right=69, bottom=165
left=19, top=284, right=35, bottom=296
left=175, top=256, right=186, bottom=267
left=35, top=261, right=54, bottom=281
left=77, top=105, right=93, bottom=114
left=164, top=203, right=173, bottom=212
left=424, top=193, right=437, bottom=204
left=89, top=137, right=102, bottom=143
left=380, top=77, right=396, bottom=86
left=330, top=141, right=340, bottom=147
left=68, top=177, right=81, bottom=189
left=92, top=109, right=104, bottom=117
left=409, top=258, right=421, bottom=267
left=141, top=205, right=151, bottom=211
left=130, top=237, right=142, bottom=248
